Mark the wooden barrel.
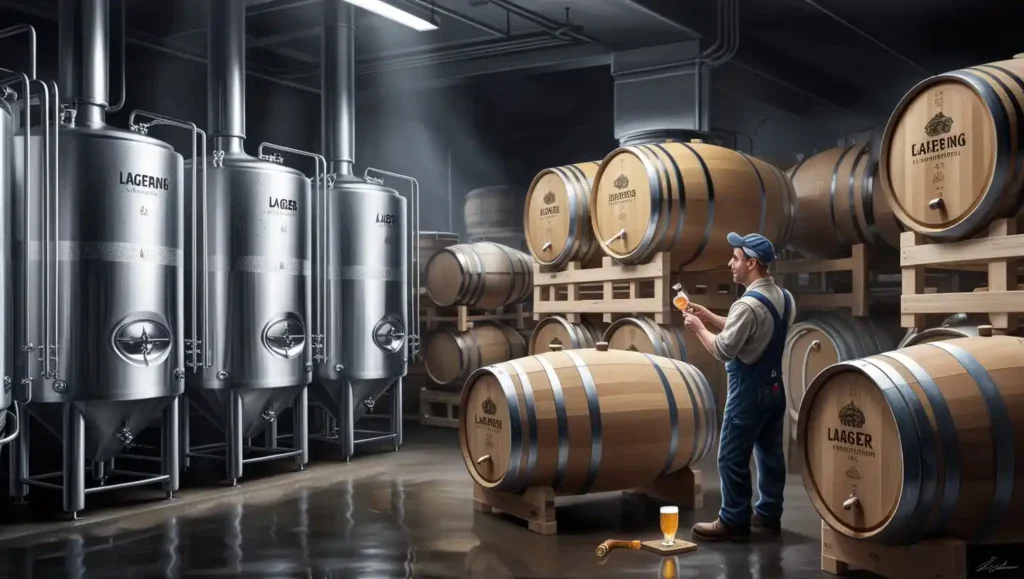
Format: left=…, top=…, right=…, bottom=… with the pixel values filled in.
left=418, top=231, right=460, bottom=279
left=528, top=316, right=607, bottom=354
left=424, top=242, right=533, bottom=309
left=602, top=316, right=727, bottom=416
left=524, top=162, right=602, bottom=270
left=459, top=344, right=718, bottom=494
left=467, top=230, right=527, bottom=252
left=424, top=324, right=527, bottom=387
left=798, top=334, right=1024, bottom=545
left=879, top=56, right=1024, bottom=240
left=785, top=144, right=904, bottom=259
left=590, top=141, right=797, bottom=270
left=464, top=186, right=522, bottom=237
left=782, top=312, right=896, bottom=425
left=898, top=313, right=1010, bottom=347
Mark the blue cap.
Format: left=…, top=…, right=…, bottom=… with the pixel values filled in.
left=727, top=232, right=776, bottom=265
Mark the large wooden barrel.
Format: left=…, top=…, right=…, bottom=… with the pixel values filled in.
left=797, top=334, right=1024, bottom=545
left=424, top=324, right=527, bottom=387
left=786, top=144, right=904, bottom=259
left=464, top=186, right=522, bottom=237
left=418, top=231, right=460, bottom=280
left=524, top=162, right=602, bottom=270
left=602, top=316, right=727, bottom=416
left=424, top=242, right=533, bottom=309
left=459, top=344, right=718, bottom=494
left=589, top=141, right=797, bottom=270
left=528, top=316, right=607, bottom=354
left=782, top=312, right=896, bottom=425
left=879, top=56, right=1024, bottom=240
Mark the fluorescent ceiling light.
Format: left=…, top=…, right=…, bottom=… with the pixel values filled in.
left=341, top=0, right=439, bottom=32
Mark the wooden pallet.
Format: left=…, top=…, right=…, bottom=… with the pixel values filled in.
left=821, top=521, right=1022, bottom=579
left=532, top=252, right=738, bottom=324
left=900, top=217, right=1024, bottom=329
left=473, top=467, right=702, bottom=535
left=421, top=302, right=531, bottom=333
left=775, top=244, right=871, bottom=317
left=418, top=387, right=460, bottom=428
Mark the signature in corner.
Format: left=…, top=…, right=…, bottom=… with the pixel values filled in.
left=976, top=557, right=1019, bottom=574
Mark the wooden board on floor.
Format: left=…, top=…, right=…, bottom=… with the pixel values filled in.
left=473, top=467, right=702, bottom=535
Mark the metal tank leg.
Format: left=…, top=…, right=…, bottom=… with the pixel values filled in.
left=295, top=386, right=308, bottom=471
left=92, top=461, right=106, bottom=485
left=226, top=390, right=244, bottom=486
left=162, top=395, right=180, bottom=499
left=62, top=402, right=86, bottom=519
left=390, top=378, right=403, bottom=451
left=9, top=408, right=29, bottom=502
left=339, top=382, right=355, bottom=461
left=180, top=398, right=190, bottom=470
left=265, top=417, right=278, bottom=449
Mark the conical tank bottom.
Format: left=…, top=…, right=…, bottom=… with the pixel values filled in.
left=27, top=397, right=173, bottom=463
left=310, top=378, right=396, bottom=423
left=185, top=386, right=302, bottom=439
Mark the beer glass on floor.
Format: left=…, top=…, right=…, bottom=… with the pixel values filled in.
left=660, top=506, right=679, bottom=546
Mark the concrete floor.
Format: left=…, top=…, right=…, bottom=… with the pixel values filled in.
left=0, top=424, right=863, bottom=578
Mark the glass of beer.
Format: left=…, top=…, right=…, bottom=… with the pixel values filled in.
left=660, top=506, right=679, bottom=546
left=672, top=292, right=690, bottom=312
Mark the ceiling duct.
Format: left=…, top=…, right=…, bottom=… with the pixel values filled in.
left=209, top=0, right=246, bottom=152
left=323, top=0, right=356, bottom=177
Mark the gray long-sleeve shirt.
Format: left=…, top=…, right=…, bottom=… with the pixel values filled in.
left=712, top=276, right=796, bottom=364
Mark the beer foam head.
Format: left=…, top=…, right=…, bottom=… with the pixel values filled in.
left=660, top=506, right=679, bottom=514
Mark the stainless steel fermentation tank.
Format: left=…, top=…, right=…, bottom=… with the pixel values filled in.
left=180, top=0, right=310, bottom=486
left=310, top=0, right=419, bottom=460
left=6, top=0, right=195, bottom=518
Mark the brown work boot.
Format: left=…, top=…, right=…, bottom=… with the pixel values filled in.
left=751, top=513, right=781, bottom=536
left=691, top=518, right=750, bottom=542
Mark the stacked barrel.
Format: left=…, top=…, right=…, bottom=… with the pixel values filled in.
left=790, top=55, right=1024, bottom=573
left=419, top=240, right=534, bottom=392
left=524, top=141, right=800, bottom=418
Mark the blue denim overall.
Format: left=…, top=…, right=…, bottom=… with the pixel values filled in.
left=717, top=289, right=792, bottom=532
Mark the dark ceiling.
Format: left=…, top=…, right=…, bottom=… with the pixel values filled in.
left=1, top=0, right=1022, bottom=126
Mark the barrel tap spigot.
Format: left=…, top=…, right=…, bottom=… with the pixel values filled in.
left=843, top=495, right=860, bottom=511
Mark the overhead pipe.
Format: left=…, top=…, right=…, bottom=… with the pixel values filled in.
left=58, top=0, right=109, bottom=126
left=406, top=0, right=508, bottom=38
left=208, top=0, right=246, bottom=153
left=322, top=0, right=355, bottom=176
left=803, top=0, right=931, bottom=76
left=483, top=0, right=600, bottom=44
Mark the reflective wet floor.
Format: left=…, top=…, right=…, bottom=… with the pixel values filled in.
left=0, top=425, right=857, bottom=578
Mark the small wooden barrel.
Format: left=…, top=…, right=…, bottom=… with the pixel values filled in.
left=797, top=334, right=1024, bottom=545
left=464, top=186, right=522, bottom=237
left=786, top=144, right=904, bottom=259
left=898, top=313, right=1014, bottom=347
left=524, top=161, right=602, bottom=270
left=424, top=324, right=527, bottom=387
left=528, top=316, right=607, bottom=354
left=424, top=242, right=533, bottom=309
left=782, top=312, right=896, bottom=426
left=418, top=231, right=460, bottom=279
left=879, top=56, right=1024, bottom=240
left=459, top=345, right=718, bottom=494
left=590, top=141, right=797, bottom=270
left=602, top=316, right=727, bottom=416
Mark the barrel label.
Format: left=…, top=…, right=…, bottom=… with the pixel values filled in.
left=910, top=93, right=966, bottom=166
left=827, top=399, right=876, bottom=458
left=475, top=396, right=502, bottom=430
left=608, top=174, right=637, bottom=204
left=539, top=190, right=560, bottom=217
